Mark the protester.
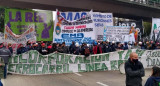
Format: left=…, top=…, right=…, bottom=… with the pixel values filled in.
left=145, top=66, right=160, bottom=86
left=31, top=43, right=38, bottom=51
left=73, top=42, right=80, bottom=55
left=47, top=42, right=53, bottom=54
left=125, top=52, right=145, bottom=86
left=0, top=43, right=12, bottom=79
left=117, top=42, right=123, bottom=50
left=17, top=44, right=27, bottom=54
left=123, top=42, right=129, bottom=50
left=80, top=43, right=90, bottom=57
left=8, top=43, right=13, bottom=54
left=39, top=43, right=48, bottom=55
left=25, top=41, right=32, bottom=51
left=93, top=42, right=102, bottom=54
left=58, top=42, right=69, bottom=53
left=69, top=41, right=76, bottom=54
left=110, top=41, right=116, bottom=52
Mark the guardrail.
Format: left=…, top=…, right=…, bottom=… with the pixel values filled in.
left=117, top=0, right=160, bottom=8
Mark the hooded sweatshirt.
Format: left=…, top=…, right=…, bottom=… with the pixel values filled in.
left=145, top=76, right=160, bottom=86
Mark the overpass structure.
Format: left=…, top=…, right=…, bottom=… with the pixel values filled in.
left=0, top=0, right=160, bottom=21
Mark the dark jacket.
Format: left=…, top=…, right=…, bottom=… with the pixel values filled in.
left=69, top=44, right=76, bottom=54
left=93, top=45, right=102, bottom=54
left=39, top=47, right=48, bottom=55
left=58, top=46, right=69, bottom=54
left=31, top=46, right=38, bottom=51
left=73, top=47, right=80, bottom=55
left=125, top=58, right=145, bottom=86
left=8, top=47, right=13, bottom=54
left=0, top=47, right=12, bottom=64
left=145, top=76, right=160, bottom=86
left=17, top=47, right=27, bottom=55
left=80, top=46, right=89, bottom=55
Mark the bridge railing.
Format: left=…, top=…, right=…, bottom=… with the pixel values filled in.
left=117, top=0, right=160, bottom=8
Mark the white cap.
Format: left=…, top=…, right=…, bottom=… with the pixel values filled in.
left=112, top=41, right=115, bottom=43
left=75, top=42, right=79, bottom=47
left=87, top=44, right=90, bottom=47
left=139, top=42, right=142, bottom=45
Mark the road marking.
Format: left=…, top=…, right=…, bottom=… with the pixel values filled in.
left=96, top=82, right=109, bottom=86
left=74, top=73, right=82, bottom=76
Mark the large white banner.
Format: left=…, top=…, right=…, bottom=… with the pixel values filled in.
left=151, top=18, right=160, bottom=41
left=103, top=26, right=132, bottom=42
left=53, top=11, right=96, bottom=45
left=8, top=49, right=160, bottom=75
left=53, top=10, right=113, bottom=45
left=92, top=12, right=113, bottom=41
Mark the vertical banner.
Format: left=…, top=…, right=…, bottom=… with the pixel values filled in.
left=103, top=26, right=131, bottom=42
left=5, top=8, right=53, bottom=41
left=53, top=10, right=96, bottom=45
left=91, top=12, right=113, bottom=41
left=151, top=18, right=160, bottom=41
left=118, top=20, right=143, bottom=40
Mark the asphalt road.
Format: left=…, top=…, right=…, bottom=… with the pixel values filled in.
left=2, top=69, right=151, bottom=86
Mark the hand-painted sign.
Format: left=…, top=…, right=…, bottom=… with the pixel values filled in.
left=5, top=8, right=53, bottom=41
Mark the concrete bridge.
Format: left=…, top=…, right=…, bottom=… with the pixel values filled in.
left=1, top=0, right=160, bottom=21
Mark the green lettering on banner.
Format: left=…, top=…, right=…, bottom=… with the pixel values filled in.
left=22, top=64, right=29, bottom=74
left=29, top=51, right=38, bottom=63
left=8, top=64, right=15, bottom=72
left=91, top=56, right=95, bottom=63
left=74, top=56, right=84, bottom=64
left=56, top=53, right=64, bottom=64
left=48, top=53, right=56, bottom=64
left=118, top=51, right=124, bottom=60
left=100, top=55, right=106, bottom=61
left=124, top=50, right=132, bottom=60
left=56, top=65, right=62, bottom=73
left=14, top=55, right=18, bottom=63
left=95, top=56, right=101, bottom=62
left=63, top=64, right=67, bottom=73
left=38, top=54, right=47, bottom=64
left=42, top=65, right=48, bottom=74
left=105, top=53, right=109, bottom=61
left=19, top=54, right=27, bottom=63
left=49, top=65, right=56, bottom=73
left=16, top=64, right=22, bottom=73
left=136, top=49, right=145, bottom=57
left=118, top=60, right=125, bottom=69
left=36, top=64, right=42, bottom=74
left=65, top=55, right=73, bottom=64
left=84, top=57, right=90, bottom=63
left=110, top=61, right=118, bottom=70
left=78, top=64, right=85, bottom=72
left=95, top=63, right=101, bottom=71
left=9, top=56, right=13, bottom=63
left=86, top=64, right=94, bottom=72
left=105, top=53, right=110, bottom=61
left=101, top=63, right=108, bottom=71
left=29, top=64, right=35, bottom=74
left=67, top=64, right=72, bottom=73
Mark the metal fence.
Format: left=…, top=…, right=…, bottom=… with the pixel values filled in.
left=118, top=0, right=160, bottom=8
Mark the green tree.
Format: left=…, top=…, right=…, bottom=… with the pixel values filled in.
left=143, top=21, right=152, bottom=37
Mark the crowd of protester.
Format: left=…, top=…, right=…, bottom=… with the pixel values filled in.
left=7, top=40, right=160, bottom=56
